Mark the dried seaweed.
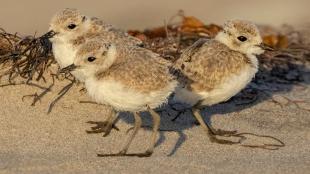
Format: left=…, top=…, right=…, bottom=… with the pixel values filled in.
left=0, top=29, right=63, bottom=111
left=47, top=74, right=76, bottom=114
left=0, top=28, right=54, bottom=83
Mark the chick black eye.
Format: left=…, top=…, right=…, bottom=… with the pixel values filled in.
left=87, top=57, right=96, bottom=62
left=67, top=24, right=77, bottom=30
left=237, top=36, right=247, bottom=42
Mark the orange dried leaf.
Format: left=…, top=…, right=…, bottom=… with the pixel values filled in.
left=277, top=35, right=288, bottom=49
left=263, top=35, right=289, bottom=49
left=127, top=30, right=142, bottom=36
left=135, top=33, right=147, bottom=41
left=205, top=24, right=222, bottom=37
left=263, top=35, right=279, bottom=48
left=181, top=16, right=205, bottom=29
left=143, top=27, right=168, bottom=38
left=127, top=30, right=147, bottom=41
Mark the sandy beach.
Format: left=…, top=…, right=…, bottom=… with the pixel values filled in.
left=0, top=1, right=310, bottom=173
left=0, top=70, right=309, bottom=173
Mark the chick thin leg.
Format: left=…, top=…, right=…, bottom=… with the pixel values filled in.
left=138, top=107, right=161, bottom=156
left=119, top=112, right=142, bottom=154
left=192, top=108, right=240, bottom=145
left=193, top=103, right=238, bottom=136
left=98, top=112, right=142, bottom=157
left=86, top=110, right=120, bottom=137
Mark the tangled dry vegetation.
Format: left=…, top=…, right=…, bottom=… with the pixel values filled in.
left=0, top=11, right=309, bottom=112
left=0, top=29, right=54, bottom=83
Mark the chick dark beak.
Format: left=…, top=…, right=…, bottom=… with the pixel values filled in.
left=258, top=43, right=274, bottom=51
left=59, top=64, right=78, bottom=74
left=42, top=30, right=57, bottom=39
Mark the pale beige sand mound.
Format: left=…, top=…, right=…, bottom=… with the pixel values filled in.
left=0, top=77, right=310, bottom=173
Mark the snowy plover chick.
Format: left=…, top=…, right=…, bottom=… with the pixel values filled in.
left=173, top=20, right=267, bottom=144
left=48, top=8, right=142, bottom=81
left=48, top=8, right=88, bottom=69
left=82, top=16, right=143, bottom=47
left=64, top=39, right=177, bottom=157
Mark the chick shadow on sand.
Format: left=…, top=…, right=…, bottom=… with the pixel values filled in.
left=87, top=53, right=310, bottom=156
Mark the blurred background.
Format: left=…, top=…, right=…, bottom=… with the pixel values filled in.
left=0, top=0, right=309, bottom=35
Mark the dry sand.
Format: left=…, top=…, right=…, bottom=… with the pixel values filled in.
left=1, top=0, right=310, bottom=35
left=1, top=1, right=310, bottom=173
left=0, top=71, right=309, bottom=174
